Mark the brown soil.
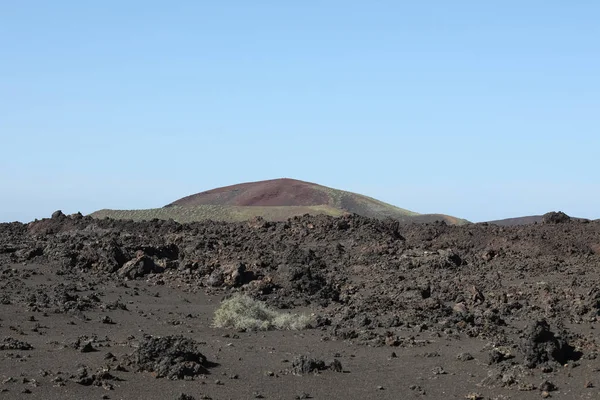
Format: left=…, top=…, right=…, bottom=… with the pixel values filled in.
left=1, top=211, right=600, bottom=399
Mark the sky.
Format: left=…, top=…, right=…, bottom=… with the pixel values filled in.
left=1, top=1, right=599, bottom=223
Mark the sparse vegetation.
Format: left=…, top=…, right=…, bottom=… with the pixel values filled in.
left=213, top=294, right=312, bottom=331
left=91, top=205, right=346, bottom=223
left=90, top=179, right=470, bottom=224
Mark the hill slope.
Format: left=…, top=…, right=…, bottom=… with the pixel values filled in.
left=485, top=215, right=544, bottom=226
left=92, top=178, right=468, bottom=224
left=486, top=212, right=590, bottom=226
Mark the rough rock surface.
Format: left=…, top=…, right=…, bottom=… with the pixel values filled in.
left=1, top=211, right=600, bottom=399
left=125, top=335, right=213, bottom=379
left=520, top=319, right=580, bottom=368
left=542, top=211, right=571, bottom=224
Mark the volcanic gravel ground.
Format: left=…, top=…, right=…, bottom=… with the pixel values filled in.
left=1, top=211, right=600, bottom=399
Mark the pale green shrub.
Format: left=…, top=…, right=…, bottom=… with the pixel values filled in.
left=213, top=294, right=311, bottom=331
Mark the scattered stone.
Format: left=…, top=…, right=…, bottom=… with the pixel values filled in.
left=409, top=385, right=426, bottom=395
left=329, top=359, right=343, bottom=372
left=0, top=338, right=32, bottom=351
left=518, top=383, right=536, bottom=391
left=501, top=371, right=517, bottom=386
left=105, top=300, right=128, bottom=311
left=291, top=356, right=326, bottom=375
left=479, top=369, right=503, bottom=388
left=539, top=381, right=557, bottom=392
left=432, top=366, right=447, bottom=375
left=489, top=347, right=514, bottom=364
left=290, top=355, right=342, bottom=375
left=457, top=352, right=474, bottom=361
left=384, top=332, right=399, bottom=346
left=51, top=376, right=66, bottom=387
left=72, top=366, right=119, bottom=387
left=80, top=342, right=96, bottom=353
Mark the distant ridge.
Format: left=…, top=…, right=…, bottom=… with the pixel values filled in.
left=92, top=178, right=469, bottom=225
left=485, top=212, right=589, bottom=226
left=485, top=215, right=545, bottom=226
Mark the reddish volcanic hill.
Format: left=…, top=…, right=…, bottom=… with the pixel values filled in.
left=165, top=179, right=333, bottom=208
left=93, top=178, right=469, bottom=224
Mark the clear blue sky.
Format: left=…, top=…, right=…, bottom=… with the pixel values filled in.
left=1, top=1, right=598, bottom=223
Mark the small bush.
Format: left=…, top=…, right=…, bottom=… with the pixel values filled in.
left=213, top=294, right=311, bottom=331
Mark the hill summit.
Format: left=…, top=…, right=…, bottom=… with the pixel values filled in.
left=93, top=178, right=468, bottom=224
left=166, top=178, right=349, bottom=208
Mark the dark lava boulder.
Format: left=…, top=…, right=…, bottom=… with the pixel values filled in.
left=206, top=263, right=258, bottom=288
left=117, top=254, right=162, bottom=279
left=520, top=320, right=580, bottom=368
left=542, top=211, right=571, bottom=224
left=206, top=268, right=225, bottom=287
left=125, top=335, right=214, bottom=379
left=51, top=210, right=66, bottom=219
